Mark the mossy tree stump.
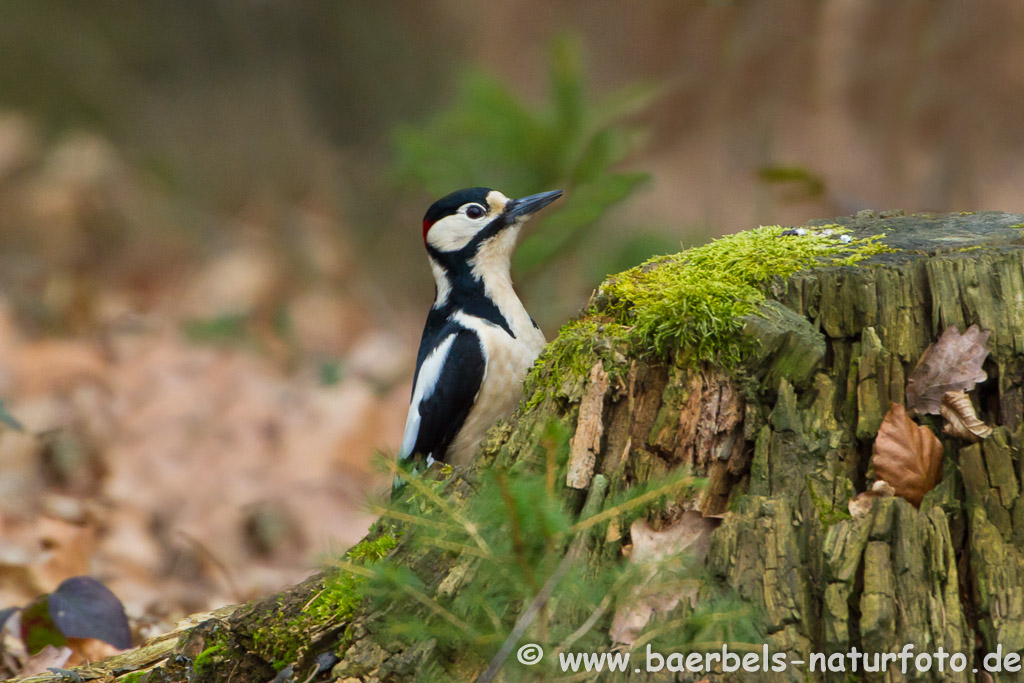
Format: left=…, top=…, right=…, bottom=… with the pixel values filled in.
left=15, top=211, right=1024, bottom=683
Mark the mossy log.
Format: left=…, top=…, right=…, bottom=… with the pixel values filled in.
left=15, top=210, right=1024, bottom=683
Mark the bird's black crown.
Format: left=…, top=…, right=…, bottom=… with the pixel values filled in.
left=423, top=187, right=493, bottom=225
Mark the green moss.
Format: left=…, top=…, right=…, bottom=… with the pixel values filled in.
left=807, top=475, right=853, bottom=528
left=250, top=531, right=399, bottom=670
left=345, top=533, right=399, bottom=563
left=600, top=225, right=889, bottom=363
left=193, top=643, right=227, bottom=673
left=525, top=224, right=891, bottom=400
left=523, top=317, right=631, bottom=408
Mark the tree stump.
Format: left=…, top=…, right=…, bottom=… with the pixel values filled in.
left=14, top=210, right=1024, bottom=683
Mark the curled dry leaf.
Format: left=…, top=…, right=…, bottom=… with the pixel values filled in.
left=609, top=511, right=719, bottom=646
left=848, top=480, right=896, bottom=519
left=872, top=403, right=943, bottom=507
left=940, top=390, right=993, bottom=443
left=906, top=325, right=990, bottom=415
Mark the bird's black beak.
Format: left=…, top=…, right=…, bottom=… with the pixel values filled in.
left=504, top=190, right=563, bottom=221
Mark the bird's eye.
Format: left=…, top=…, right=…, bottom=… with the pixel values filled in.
left=465, top=204, right=485, bottom=219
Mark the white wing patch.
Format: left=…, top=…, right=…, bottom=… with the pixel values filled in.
left=399, top=333, right=457, bottom=460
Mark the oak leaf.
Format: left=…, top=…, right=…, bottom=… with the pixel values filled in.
left=940, top=390, right=993, bottom=443
left=871, top=403, right=943, bottom=507
left=906, top=325, right=990, bottom=415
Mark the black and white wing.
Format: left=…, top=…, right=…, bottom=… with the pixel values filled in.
left=398, top=326, right=486, bottom=475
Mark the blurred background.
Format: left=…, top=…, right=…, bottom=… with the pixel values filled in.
left=0, top=0, right=1022, bottom=650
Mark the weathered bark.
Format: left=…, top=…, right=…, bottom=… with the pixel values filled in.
left=14, top=210, right=1024, bottom=682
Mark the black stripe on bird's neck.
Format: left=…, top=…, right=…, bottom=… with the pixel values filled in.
left=426, top=240, right=516, bottom=339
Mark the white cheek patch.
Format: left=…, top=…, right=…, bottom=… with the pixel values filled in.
left=399, top=333, right=457, bottom=459
left=427, top=214, right=482, bottom=252
left=426, top=191, right=511, bottom=253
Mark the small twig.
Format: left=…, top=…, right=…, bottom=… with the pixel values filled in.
left=369, top=504, right=459, bottom=533
left=330, top=559, right=375, bottom=578
left=301, top=588, right=326, bottom=612
left=299, top=662, right=320, bottom=683
left=418, top=534, right=489, bottom=558
left=384, top=457, right=458, bottom=515
left=542, top=423, right=558, bottom=499
left=401, top=583, right=476, bottom=634
left=568, top=476, right=695, bottom=535
left=177, top=531, right=241, bottom=602
left=477, top=534, right=585, bottom=683
left=333, top=557, right=475, bottom=635
left=554, top=592, right=614, bottom=655
left=481, top=598, right=503, bottom=632
left=477, top=476, right=609, bottom=683
left=495, top=470, right=539, bottom=593
left=625, top=617, right=689, bottom=652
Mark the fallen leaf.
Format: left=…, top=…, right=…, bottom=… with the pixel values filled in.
left=66, top=636, right=122, bottom=665
left=872, top=404, right=943, bottom=507
left=940, top=390, right=993, bottom=443
left=48, top=576, right=132, bottom=650
left=609, top=511, right=718, bottom=645
left=906, top=325, right=990, bottom=415
left=16, top=644, right=72, bottom=677
left=848, top=480, right=896, bottom=518
left=8, top=339, right=109, bottom=397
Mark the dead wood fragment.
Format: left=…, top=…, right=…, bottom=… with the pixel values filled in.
left=848, top=479, right=896, bottom=518
left=566, top=361, right=610, bottom=489
left=675, top=373, right=744, bottom=468
left=940, top=390, right=993, bottom=442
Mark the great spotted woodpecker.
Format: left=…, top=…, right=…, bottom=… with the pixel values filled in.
left=396, top=187, right=562, bottom=485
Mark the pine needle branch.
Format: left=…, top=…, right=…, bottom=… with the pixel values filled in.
left=568, top=475, right=696, bottom=535
left=384, top=457, right=493, bottom=557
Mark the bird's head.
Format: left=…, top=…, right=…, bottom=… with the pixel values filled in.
left=421, top=187, right=562, bottom=258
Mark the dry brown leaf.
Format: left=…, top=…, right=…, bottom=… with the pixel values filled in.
left=906, top=325, right=990, bottom=415
left=609, top=511, right=718, bottom=645
left=66, top=636, right=123, bottom=665
left=872, top=403, right=943, bottom=507
left=17, top=644, right=72, bottom=677
left=7, top=340, right=109, bottom=397
left=940, top=390, right=993, bottom=443
left=848, top=480, right=896, bottom=518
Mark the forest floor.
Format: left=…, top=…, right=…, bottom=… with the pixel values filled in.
left=0, top=116, right=415, bottom=675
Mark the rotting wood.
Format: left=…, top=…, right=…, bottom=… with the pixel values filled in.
left=565, top=361, right=609, bottom=489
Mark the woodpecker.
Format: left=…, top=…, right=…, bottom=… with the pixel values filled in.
left=396, top=187, right=562, bottom=485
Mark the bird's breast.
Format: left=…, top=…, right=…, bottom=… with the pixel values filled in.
left=446, top=311, right=545, bottom=466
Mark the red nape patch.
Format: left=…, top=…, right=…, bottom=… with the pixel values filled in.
left=422, top=219, right=435, bottom=241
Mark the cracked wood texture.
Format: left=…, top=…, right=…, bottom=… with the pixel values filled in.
left=14, top=210, right=1024, bottom=682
